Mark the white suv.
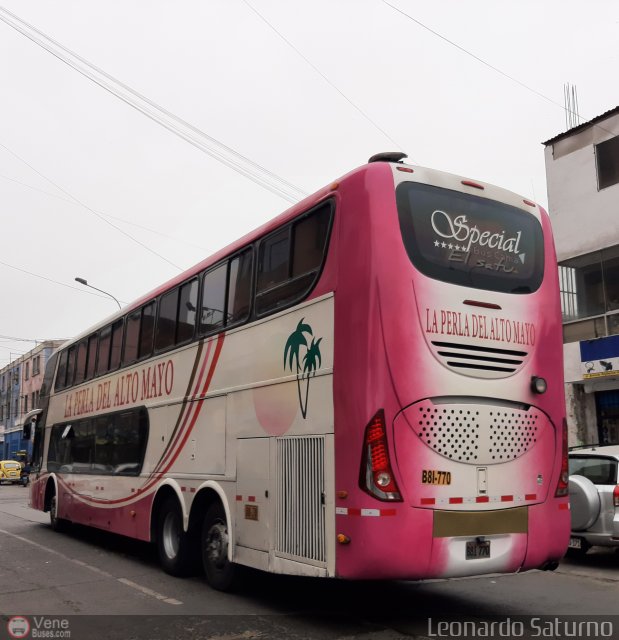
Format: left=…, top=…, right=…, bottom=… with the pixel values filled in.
left=568, top=445, right=619, bottom=555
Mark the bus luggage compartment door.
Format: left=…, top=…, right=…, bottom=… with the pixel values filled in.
left=235, top=438, right=270, bottom=552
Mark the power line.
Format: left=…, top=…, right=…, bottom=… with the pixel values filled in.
left=0, top=140, right=184, bottom=271
left=241, top=0, right=405, bottom=153
left=381, top=0, right=586, bottom=126
left=0, top=172, right=211, bottom=253
left=0, top=258, right=128, bottom=304
left=0, top=7, right=307, bottom=204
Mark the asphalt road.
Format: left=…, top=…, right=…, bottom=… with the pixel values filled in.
left=1, top=484, right=618, bottom=639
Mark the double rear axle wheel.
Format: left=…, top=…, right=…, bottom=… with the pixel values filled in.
left=156, top=498, right=238, bottom=591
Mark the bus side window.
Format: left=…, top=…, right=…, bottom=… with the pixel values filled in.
left=255, top=202, right=332, bottom=316
left=258, top=228, right=290, bottom=292
left=65, top=346, right=77, bottom=389
left=292, top=204, right=331, bottom=277
left=109, top=320, right=124, bottom=371
left=227, top=250, right=253, bottom=325
left=139, top=302, right=156, bottom=359
left=54, top=350, right=69, bottom=391
left=155, top=288, right=179, bottom=352
left=177, top=279, right=198, bottom=343
left=86, top=333, right=98, bottom=380
left=96, top=326, right=112, bottom=377
left=74, top=340, right=88, bottom=386
left=123, top=311, right=141, bottom=365
left=200, top=263, right=227, bottom=335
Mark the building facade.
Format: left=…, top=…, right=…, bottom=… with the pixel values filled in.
left=0, top=340, right=64, bottom=460
left=543, top=106, right=619, bottom=446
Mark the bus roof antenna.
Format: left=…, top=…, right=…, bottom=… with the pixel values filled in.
left=368, top=152, right=408, bottom=163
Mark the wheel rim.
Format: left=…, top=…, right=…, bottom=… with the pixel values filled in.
left=50, top=495, right=57, bottom=525
left=162, top=511, right=181, bottom=559
left=205, top=520, right=229, bottom=570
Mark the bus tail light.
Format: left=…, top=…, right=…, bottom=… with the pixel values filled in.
left=555, top=418, right=569, bottom=497
left=359, top=410, right=402, bottom=501
left=613, top=485, right=619, bottom=508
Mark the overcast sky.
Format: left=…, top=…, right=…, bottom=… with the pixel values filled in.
left=0, top=0, right=617, bottom=367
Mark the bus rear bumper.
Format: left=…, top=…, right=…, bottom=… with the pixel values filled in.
left=334, top=501, right=570, bottom=580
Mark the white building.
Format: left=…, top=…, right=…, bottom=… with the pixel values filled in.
left=543, top=106, right=619, bottom=446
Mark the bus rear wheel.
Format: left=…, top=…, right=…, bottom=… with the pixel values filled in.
left=49, top=491, right=68, bottom=532
left=156, top=497, right=195, bottom=577
left=201, top=502, right=239, bottom=591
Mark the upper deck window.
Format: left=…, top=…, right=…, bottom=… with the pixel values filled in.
left=256, top=202, right=332, bottom=315
left=396, top=182, right=544, bottom=294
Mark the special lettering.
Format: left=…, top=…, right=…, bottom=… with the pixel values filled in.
left=431, top=210, right=522, bottom=255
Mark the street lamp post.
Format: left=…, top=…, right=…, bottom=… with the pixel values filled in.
left=75, top=277, right=121, bottom=310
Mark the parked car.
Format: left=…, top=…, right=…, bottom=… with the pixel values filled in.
left=0, top=460, right=23, bottom=485
left=568, top=444, right=619, bottom=555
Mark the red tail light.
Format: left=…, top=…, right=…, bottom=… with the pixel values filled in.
left=555, top=418, right=569, bottom=497
left=359, top=410, right=402, bottom=501
left=613, top=485, right=619, bottom=508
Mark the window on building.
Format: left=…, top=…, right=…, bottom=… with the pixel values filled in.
left=596, top=135, right=619, bottom=190
left=560, top=246, right=619, bottom=342
left=559, top=265, right=578, bottom=321
left=33, top=356, right=40, bottom=376
left=23, top=395, right=28, bottom=414
left=25, top=362, right=30, bottom=380
left=602, top=245, right=619, bottom=312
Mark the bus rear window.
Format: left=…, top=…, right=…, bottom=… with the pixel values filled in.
left=396, top=182, right=544, bottom=294
left=569, top=456, right=618, bottom=485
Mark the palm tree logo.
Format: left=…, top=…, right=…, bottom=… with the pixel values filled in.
left=284, top=318, right=322, bottom=419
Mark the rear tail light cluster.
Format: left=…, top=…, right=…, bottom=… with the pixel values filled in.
left=613, top=485, right=619, bottom=508
left=359, top=410, right=402, bottom=501
left=555, top=418, right=569, bottom=497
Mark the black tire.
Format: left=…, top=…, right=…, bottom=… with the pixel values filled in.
left=156, top=497, right=196, bottom=577
left=201, top=502, right=240, bottom=591
left=49, top=491, right=68, bottom=532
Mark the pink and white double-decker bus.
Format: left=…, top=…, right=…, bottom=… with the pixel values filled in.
left=28, top=152, right=570, bottom=590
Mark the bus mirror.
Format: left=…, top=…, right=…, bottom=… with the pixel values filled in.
left=23, top=422, right=32, bottom=440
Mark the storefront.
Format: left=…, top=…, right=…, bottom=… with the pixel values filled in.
left=572, top=334, right=619, bottom=445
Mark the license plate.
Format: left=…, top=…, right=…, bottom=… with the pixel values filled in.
left=466, top=540, right=491, bottom=559
left=568, top=537, right=582, bottom=549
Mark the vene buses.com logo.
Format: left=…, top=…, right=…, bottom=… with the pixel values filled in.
left=7, top=616, right=30, bottom=639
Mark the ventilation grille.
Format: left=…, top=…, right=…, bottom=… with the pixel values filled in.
left=413, top=401, right=543, bottom=464
left=276, top=436, right=326, bottom=564
left=431, top=340, right=528, bottom=378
